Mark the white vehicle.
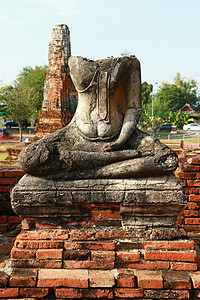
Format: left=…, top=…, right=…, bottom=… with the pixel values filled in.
left=183, top=123, right=200, bottom=131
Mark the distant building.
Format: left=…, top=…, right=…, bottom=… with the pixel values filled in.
left=180, top=103, right=199, bottom=120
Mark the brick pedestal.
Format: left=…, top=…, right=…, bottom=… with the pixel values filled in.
left=0, top=218, right=197, bottom=299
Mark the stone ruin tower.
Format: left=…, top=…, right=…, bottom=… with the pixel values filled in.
left=36, top=24, right=78, bottom=138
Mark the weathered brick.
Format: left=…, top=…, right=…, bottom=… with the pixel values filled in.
left=143, top=240, right=194, bottom=250
left=142, top=261, right=170, bottom=270
left=91, top=251, right=115, bottom=262
left=171, top=262, right=197, bottom=271
left=0, top=186, right=12, bottom=192
left=181, top=164, right=200, bottom=171
left=4, top=170, right=25, bottom=177
left=116, top=251, right=140, bottom=263
left=137, top=270, right=163, bottom=289
left=89, top=270, right=115, bottom=287
left=188, top=157, right=200, bottom=164
left=38, top=269, right=88, bottom=288
left=14, top=240, right=63, bottom=249
left=64, top=241, right=115, bottom=251
left=144, top=250, right=197, bottom=262
left=116, top=269, right=135, bottom=287
left=36, top=223, right=59, bottom=229
left=180, top=210, right=199, bottom=217
left=114, top=288, right=143, bottom=298
left=182, top=225, right=200, bottom=232
left=175, top=170, right=197, bottom=179
left=185, top=218, right=200, bottom=224
left=16, top=229, right=68, bottom=240
left=186, top=202, right=200, bottom=209
left=12, top=259, right=62, bottom=269
left=20, top=288, right=50, bottom=298
left=188, top=180, right=200, bottom=186
left=8, top=216, right=23, bottom=224
left=56, top=288, right=114, bottom=299
left=36, top=249, right=63, bottom=259
left=0, top=224, right=10, bottom=232
left=144, top=289, right=190, bottom=299
left=96, top=230, right=134, bottom=240
left=0, top=288, right=19, bottom=298
left=64, top=260, right=115, bottom=270
left=91, top=210, right=121, bottom=220
left=64, top=250, right=90, bottom=261
left=189, top=195, right=200, bottom=202
left=184, top=187, right=199, bottom=194
left=70, top=230, right=96, bottom=240
left=11, top=247, right=36, bottom=259
left=116, top=240, right=142, bottom=250
left=0, top=217, right=7, bottom=224
left=0, top=177, right=20, bottom=185
left=0, top=244, right=12, bottom=255
left=9, top=269, right=37, bottom=287
left=162, top=270, right=191, bottom=289
left=0, top=271, right=8, bottom=287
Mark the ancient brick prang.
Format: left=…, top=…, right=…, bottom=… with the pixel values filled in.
left=36, top=24, right=78, bottom=138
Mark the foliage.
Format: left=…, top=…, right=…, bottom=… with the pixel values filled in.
left=171, top=111, right=194, bottom=129
left=139, top=116, right=164, bottom=130
left=15, top=65, right=47, bottom=120
left=141, top=82, right=153, bottom=122
left=155, top=72, right=200, bottom=113
left=0, top=65, right=47, bottom=139
left=142, top=82, right=153, bottom=106
left=141, top=73, right=200, bottom=128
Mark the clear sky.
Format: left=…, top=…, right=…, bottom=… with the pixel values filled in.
left=0, top=0, right=200, bottom=92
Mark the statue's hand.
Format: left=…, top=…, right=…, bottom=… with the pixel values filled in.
left=103, top=142, right=121, bottom=152
left=57, top=144, right=72, bottom=170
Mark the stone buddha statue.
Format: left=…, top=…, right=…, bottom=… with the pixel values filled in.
left=18, top=56, right=178, bottom=179
left=12, top=55, right=185, bottom=230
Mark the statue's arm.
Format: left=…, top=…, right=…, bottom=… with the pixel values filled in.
left=104, top=57, right=142, bottom=151
left=103, top=107, right=140, bottom=151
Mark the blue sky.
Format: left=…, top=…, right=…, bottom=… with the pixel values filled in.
left=0, top=0, right=200, bottom=92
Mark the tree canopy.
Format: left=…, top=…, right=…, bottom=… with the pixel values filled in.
left=155, top=72, right=200, bottom=114
left=0, top=65, right=47, bottom=138
left=0, top=65, right=47, bottom=122
left=141, top=73, right=200, bottom=129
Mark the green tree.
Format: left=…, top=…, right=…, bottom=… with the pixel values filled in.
left=0, top=83, right=35, bottom=139
left=0, top=65, right=47, bottom=139
left=155, top=72, right=200, bottom=113
left=16, top=65, right=47, bottom=120
left=0, top=85, right=13, bottom=118
left=141, top=82, right=153, bottom=121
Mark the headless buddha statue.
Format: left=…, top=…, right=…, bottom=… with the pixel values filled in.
left=18, top=56, right=178, bottom=179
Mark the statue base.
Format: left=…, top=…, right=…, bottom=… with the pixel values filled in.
left=11, top=174, right=186, bottom=234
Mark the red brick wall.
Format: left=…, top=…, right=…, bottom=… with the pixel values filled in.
left=4, top=227, right=197, bottom=299
left=175, top=157, right=200, bottom=235
left=0, top=167, right=24, bottom=268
